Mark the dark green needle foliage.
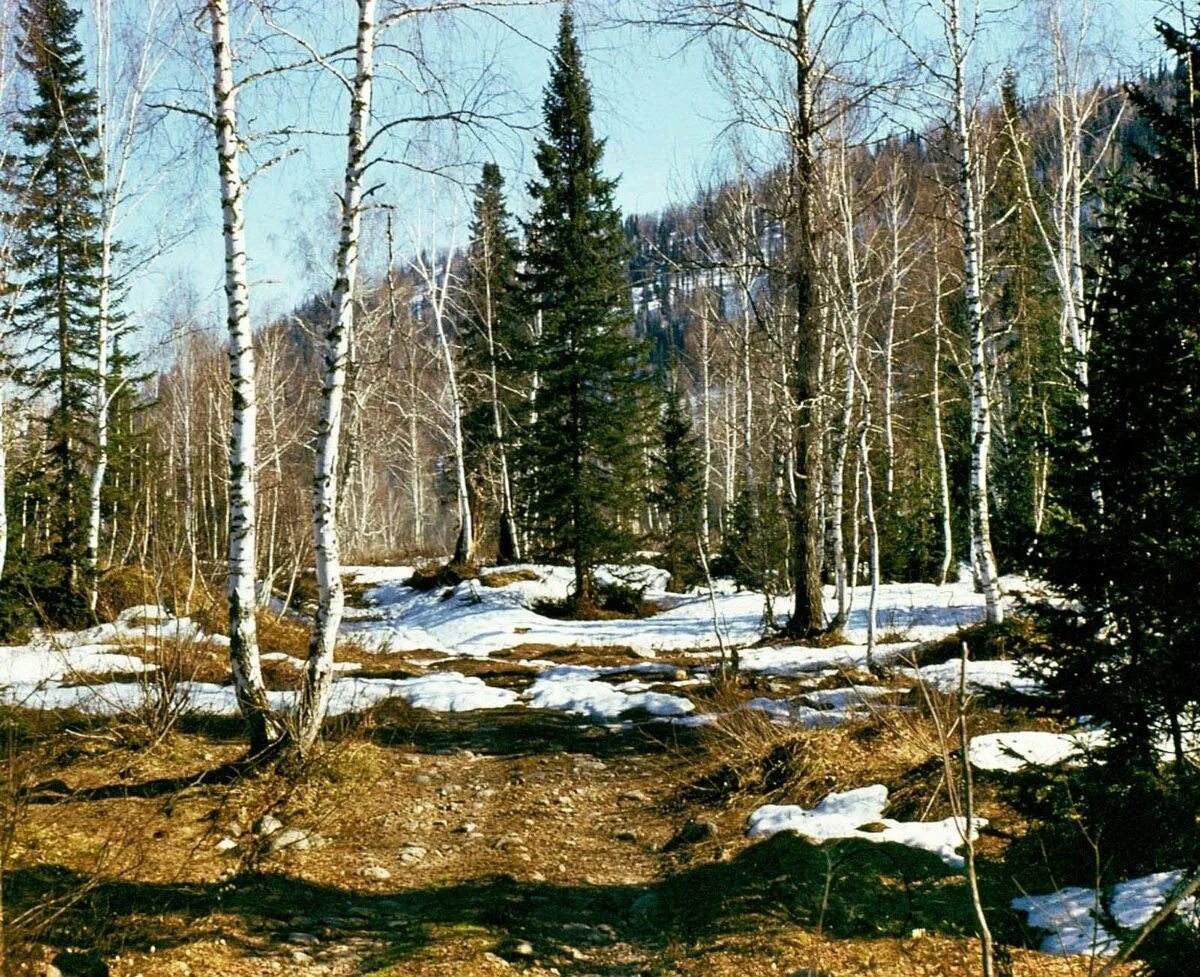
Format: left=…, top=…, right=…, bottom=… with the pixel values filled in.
left=651, top=377, right=705, bottom=591
left=519, top=8, right=650, bottom=615
left=1034, top=20, right=1200, bottom=885
left=7, top=0, right=105, bottom=621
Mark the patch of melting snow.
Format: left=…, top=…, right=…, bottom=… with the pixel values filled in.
left=261, top=652, right=360, bottom=673
left=343, top=566, right=999, bottom=658
left=737, top=644, right=871, bottom=677
left=0, top=644, right=154, bottom=686
left=801, top=685, right=907, bottom=709
left=524, top=674, right=694, bottom=721
left=1011, top=888, right=1117, bottom=956
left=743, top=697, right=856, bottom=728
left=969, top=730, right=1107, bottom=773
left=747, top=784, right=984, bottom=868
left=902, top=659, right=1044, bottom=696
left=1012, top=870, right=1198, bottom=957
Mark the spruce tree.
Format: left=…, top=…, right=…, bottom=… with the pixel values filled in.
left=651, top=379, right=704, bottom=590
left=11, top=0, right=103, bottom=609
left=461, top=163, right=524, bottom=562
left=1042, top=18, right=1200, bottom=774
left=989, top=70, right=1062, bottom=568
left=521, top=8, right=648, bottom=613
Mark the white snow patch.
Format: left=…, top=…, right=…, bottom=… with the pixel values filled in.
left=1111, top=870, right=1199, bottom=929
left=525, top=674, right=694, bottom=721
left=1011, top=888, right=1117, bottom=956
left=747, top=784, right=984, bottom=868
left=0, top=644, right=153, bottom=687
left=743, top=698, right=857, bottom=728
left=1013, top=870, right=1199, bottom=957
left=903, top=659, right=1043, bottom=696
left=969, top=730, right=1107, bottom=773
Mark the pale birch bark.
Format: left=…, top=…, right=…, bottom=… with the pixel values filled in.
left=478, top=215, right=520, bottom=562
left=209, top=0, right=276, bottom=752
left=826, top=144, right=863, bottom=632
left=699, top=297, right=713, bottom=548
left=931, top=244, right=954, bottom=586
left=410, top=232, right=473, bottom=565
left=948, top=0, right=1002, bottom=624
left=293, top=0, right=377, bottom=755
left=1004, top=0, right=1124, bottom=510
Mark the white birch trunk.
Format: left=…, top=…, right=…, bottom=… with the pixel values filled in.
left=481, top=234, right=520, bottom=562
left=700, top=300, right=712, bottom=548
left=210, top=0, right=276, bottom=751
left=296, top=0, right=377, bottom=754
left=950, top=0, right=1003, bottom=624
left=932, top=256, right=954, bottom=586
left=423, top=249, right=473, bottom=566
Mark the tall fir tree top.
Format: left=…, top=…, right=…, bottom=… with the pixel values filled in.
left=543, top=7, right=599, bottom=164
left=16, top=0, right=97, bottom=145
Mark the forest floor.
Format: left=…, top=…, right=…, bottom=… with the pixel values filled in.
left=0, top=567, right=1168, bottom=976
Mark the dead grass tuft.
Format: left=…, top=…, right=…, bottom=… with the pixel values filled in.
left=479, top=568, right=541, bottom=588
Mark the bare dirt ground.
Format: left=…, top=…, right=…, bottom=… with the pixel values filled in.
left=3, top=639, right=1135, bottom=977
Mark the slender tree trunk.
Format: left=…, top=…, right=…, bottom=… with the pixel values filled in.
left=859, top=413, right=879, bottom=671
left=700, top=300, right=712, bottom=548
left=210, top=0, right=276, bottom=753
left=296, top=0, right=376, bottom=755
left=427, top=254, right=473, bottom=567
left=829, top=325, right=856, bottom=629
left=787, top=2, right=825, bottom=637
left=482, top=241, right=520, bottom=562
left=932, top=255, right=954, bottom=585
left=0, top=389, right=7, bottom=581
left=950, top=0, right=1002, bottom=624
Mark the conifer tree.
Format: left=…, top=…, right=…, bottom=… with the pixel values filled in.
left=11, top=0, right=103, bottom=611
left=521, top=8, right=648, bottom=613
left=462, top=162, right=523, bottom=562
left=990, top=70, right=1061, bottom=567
left=651, top=379, right=704, bottom=590
left=1042, top=18, right=1200, bottom=773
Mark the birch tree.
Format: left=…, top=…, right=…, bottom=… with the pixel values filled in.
left=0, top=1, right=22, bottom=584
left=292, top=0, right=377, bottom=756
left=408, top=221, right=474, bottom=567
left=86, top=0, right=175, bottom=609
left=207, top=0, right=278, bottom=752
left=647, top=0, right=890, bottom=637
left=945, top=0, right=1003, bottom=624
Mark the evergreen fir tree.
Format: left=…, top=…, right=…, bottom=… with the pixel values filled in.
left=461, top=162, right=524, bottom=562
left=989, top=70, right=1063, bottom=568
left=651, top=378, right=704, bottom=590
left=520, top=8, right=649, bottom=614
left=1041, top=18, right=1200, bottom=775
left=11, top=0, right=103, bottom=609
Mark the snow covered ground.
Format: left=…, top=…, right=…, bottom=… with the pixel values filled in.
left=747, top=784, right=984, bottom=868
left=969, top=730, right=1107, bottom=773
left=340, top=565, right=998, bottom=657
left=0, top=563, right=1032, bottom=730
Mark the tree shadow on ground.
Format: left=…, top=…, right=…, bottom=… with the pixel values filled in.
left=364, top=702, right=705, bottom=761
left=8, top=833, right=1004, bottom=974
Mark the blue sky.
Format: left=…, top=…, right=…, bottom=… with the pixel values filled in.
left=117, top=0, right=1171, bottom=343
